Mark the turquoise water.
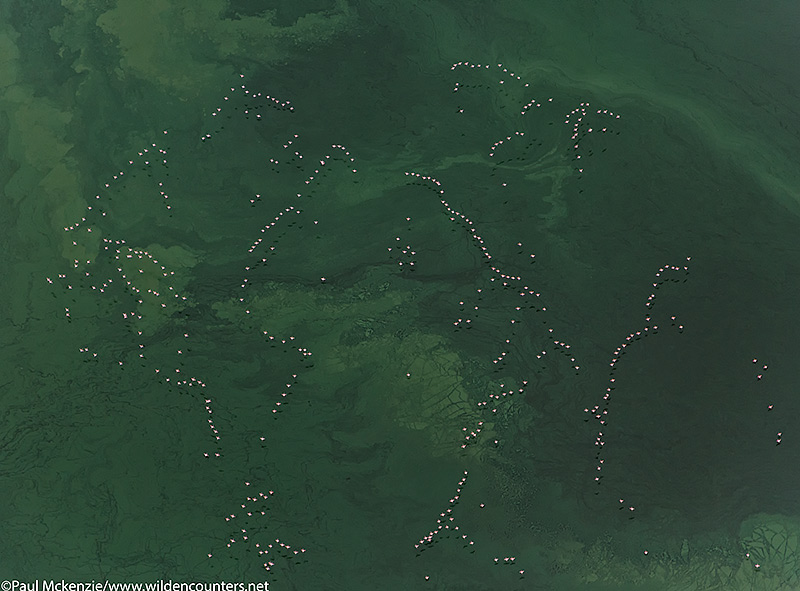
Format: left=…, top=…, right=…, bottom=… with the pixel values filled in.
left=2, top=0, right=800, bottom=589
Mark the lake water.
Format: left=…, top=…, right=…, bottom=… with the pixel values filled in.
left=2, top=0, right=800, bottom=589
